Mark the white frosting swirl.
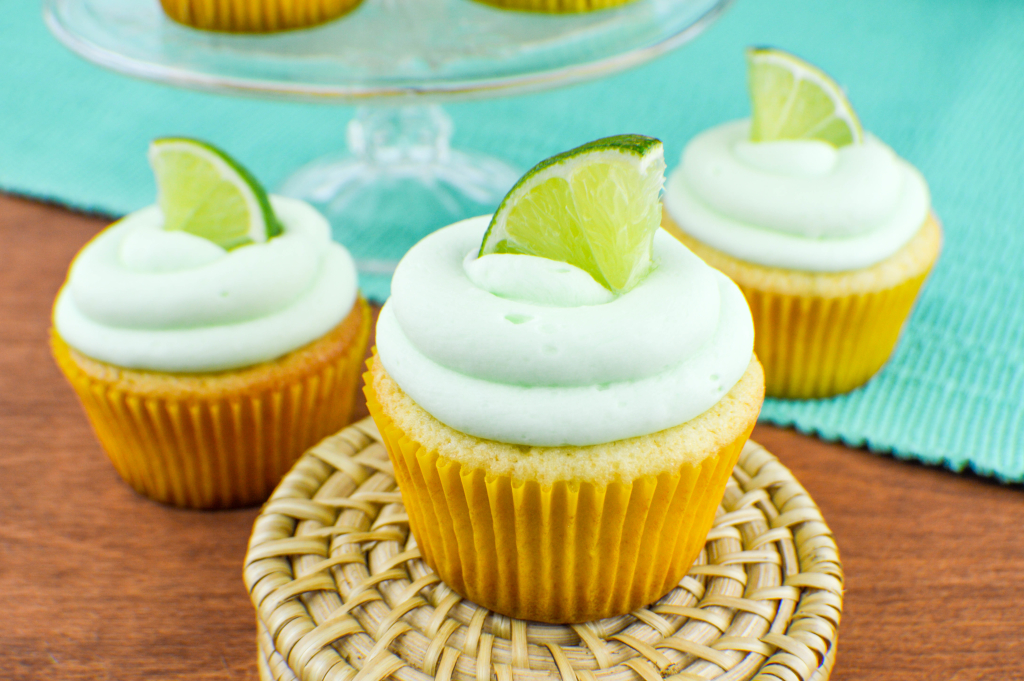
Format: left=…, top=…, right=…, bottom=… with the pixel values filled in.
left=664, top=120, right=931, bottom=271
left=54, top=196, right=358, bottom=373
left=375, top=216, right=754, bottom=447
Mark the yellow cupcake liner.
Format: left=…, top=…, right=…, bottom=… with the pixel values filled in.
left=469, top=0, right=636, bottom=12
left=663, top=210, right=942, bottom=399
left=364, top=371, right=753, bottom=623
left=159, top=0, right=362, bottom=32
left=52, top=301, right=370, bottom=509
left=741, top=271, right=932, bottom=398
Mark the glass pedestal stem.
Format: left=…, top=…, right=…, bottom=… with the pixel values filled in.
left=279, top=104, right=520, bottom=299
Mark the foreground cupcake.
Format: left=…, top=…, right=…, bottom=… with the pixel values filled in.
left=159, top=0, right=362, bottom=32
left=51, top=138, right=370, bottom=509
left=663, top=48, right=942, bottom=398
left=365, top=135, right=764, bottom=623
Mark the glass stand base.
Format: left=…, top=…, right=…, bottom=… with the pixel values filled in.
left=279, top=104, right=520, bottom=298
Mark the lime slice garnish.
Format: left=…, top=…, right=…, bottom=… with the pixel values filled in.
left=747, top=47, right=863, bottom=147
left=148, top=138, right=282, bottom=250
left=479, top=134, right=665, bottom=294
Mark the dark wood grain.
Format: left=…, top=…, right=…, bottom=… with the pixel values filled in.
left=2, top=194, right=1021, bottom=680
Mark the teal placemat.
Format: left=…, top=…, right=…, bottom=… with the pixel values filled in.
left=4, top=0, right=1023, bottom=480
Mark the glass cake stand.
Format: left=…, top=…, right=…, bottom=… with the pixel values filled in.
left=44, top=0, right=732, bottom=283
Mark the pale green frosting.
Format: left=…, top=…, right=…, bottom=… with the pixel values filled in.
left=54, top=196, right=357, bottom=373
left=664, top=120, right=931, bottom=271
left=463, top=252, right=615, bottom=307
left=375, top=216, right=754, bottom=447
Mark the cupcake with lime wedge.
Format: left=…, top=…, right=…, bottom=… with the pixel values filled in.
left=51, top=139, right=371, bottom=509
left=364, top=135, right=764, bottom=623
left=662, top=48, right=942, bottom=398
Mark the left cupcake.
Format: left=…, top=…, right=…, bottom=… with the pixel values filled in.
left=158, top=0, right=362, bottom=33
left=51, top=138, right=371, bottom=509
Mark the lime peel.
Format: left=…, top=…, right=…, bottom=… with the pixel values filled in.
left=149, top=138, right=282, bottom=251
left=479, top=134, right=666, bottom=295
left=747, top=46, right=863, bottom=147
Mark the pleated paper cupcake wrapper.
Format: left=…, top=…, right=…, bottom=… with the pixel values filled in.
left=159, top=0, right=362, bottom=32
left=53, top=321, right=370, bottom=510
left=745, top=269, right=933, bottom=399
left=365, top=376, right=753, bottom=624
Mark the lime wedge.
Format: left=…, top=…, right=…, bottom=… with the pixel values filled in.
left=148, top=138, right=282, bottom=250
left=479, top=135, right=665, bottom=294
left=747, top=47, right=863, bottom=147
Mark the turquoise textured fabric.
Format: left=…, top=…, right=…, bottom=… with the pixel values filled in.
left=3, top=0, right=1023, bottom=479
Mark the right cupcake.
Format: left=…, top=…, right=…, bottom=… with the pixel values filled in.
left=52, top=138, right=371, bottom=509
left=662, top=47, right=942, bottom=399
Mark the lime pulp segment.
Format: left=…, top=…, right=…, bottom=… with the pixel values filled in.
left=747, top=47, right=863, bottom=147
left=149, top=138, right=282, bottom=250
left=479, top=134, right=666, bottom=294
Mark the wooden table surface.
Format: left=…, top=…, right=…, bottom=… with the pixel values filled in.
left=3, top=194, right=1022, bottom=681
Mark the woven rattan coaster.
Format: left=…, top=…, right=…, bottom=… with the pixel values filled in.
left=245, top=418, right=842, bottom=681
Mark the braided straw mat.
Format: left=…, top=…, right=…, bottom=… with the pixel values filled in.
left=245, top=418, right=842, bottom=681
